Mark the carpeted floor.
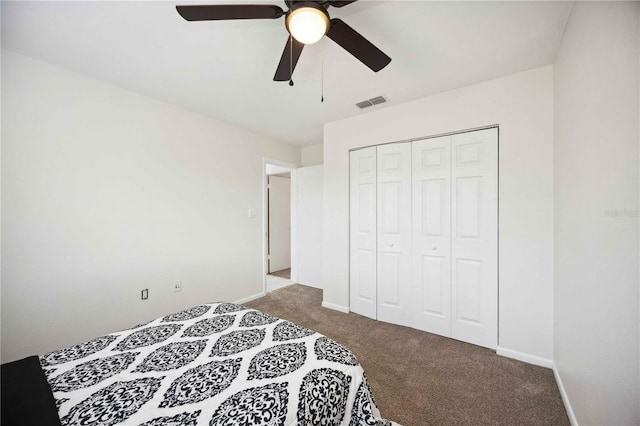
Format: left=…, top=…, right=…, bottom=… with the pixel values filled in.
left=246, top=284, right=569, bottom=426
left=269, top=268, right=291, bottom=279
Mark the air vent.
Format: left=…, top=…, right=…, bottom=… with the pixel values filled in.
left=356, top=95, right=388, bottom=109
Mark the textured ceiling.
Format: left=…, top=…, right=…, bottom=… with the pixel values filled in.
left=2, top=1, right=573, bottom=146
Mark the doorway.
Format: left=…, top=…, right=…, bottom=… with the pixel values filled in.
left=264, top=160, right=296, bottom=293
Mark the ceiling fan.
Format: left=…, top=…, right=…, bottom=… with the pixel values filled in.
left=176, top=1, right=391, bottom=82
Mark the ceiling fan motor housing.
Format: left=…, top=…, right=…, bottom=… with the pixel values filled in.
left=285, top=2, right=330, bottom=44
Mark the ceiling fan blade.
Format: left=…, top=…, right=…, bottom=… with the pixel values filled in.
left=176, top=4, right=285, bottom=21
left=328, top=1, right=358, bottom=8
left=326, top=18, right=391, bottom=72
left=273, top=36, right=305, bottom=81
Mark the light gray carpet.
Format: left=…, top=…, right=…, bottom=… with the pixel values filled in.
left=246, top=284, right=569, bottom=426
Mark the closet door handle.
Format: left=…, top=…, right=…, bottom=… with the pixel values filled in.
left=432, top=245, right=437, bottom=250
left=388, top=243, right=394, bottom=247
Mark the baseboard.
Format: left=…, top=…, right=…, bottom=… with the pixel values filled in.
left=321, top=301, right=350, bottom=314
left=235, top=292, right=266, bottom=304
left=298, top=282, right=322, bottom=289
left=496, top=346, right=553, bottom=368
left=552, top=362, right=578, bottom=426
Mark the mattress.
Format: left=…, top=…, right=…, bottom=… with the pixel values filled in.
left=37, top=302, right=392, bottom=425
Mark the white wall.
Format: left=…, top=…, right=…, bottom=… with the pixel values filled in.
left=324, top=66, right=555, bottom=363
left=553, top=2, right=639, bottom=424
left=1, top=50, right=300, bottom=362
left=301, top=144, right=323, bottom=166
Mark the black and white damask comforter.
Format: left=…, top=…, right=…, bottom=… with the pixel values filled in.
left=40, top=303, right=392, bottom=425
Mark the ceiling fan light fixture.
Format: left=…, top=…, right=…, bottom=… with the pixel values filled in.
left=286, top=3, right=329, bottom=45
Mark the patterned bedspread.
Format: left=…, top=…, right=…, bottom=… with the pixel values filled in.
left=40, top=302, right=391, bottom=425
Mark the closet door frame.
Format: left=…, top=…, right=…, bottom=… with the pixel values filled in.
left=348, top=126, right=499, bottom=350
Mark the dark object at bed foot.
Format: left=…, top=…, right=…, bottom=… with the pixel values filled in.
left=1, top=355, right=62, bottom=426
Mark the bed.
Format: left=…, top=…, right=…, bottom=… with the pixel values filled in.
left=2, top=302, right=393, bottom=426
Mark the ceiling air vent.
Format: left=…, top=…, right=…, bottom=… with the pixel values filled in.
left=356, top=95, right=388, bottom=109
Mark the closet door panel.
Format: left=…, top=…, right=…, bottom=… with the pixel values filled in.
left=411, top=136, right=451, bottom=337
left=451, top=128, right=498, bottom=349
left=350, top=147, right=377, bottom=319
left=380, top=252, right=401, bottom=305
left=377, top=142, right=412, bottom=327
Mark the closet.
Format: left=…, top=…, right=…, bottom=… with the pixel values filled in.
left=349, top=128, right=498, bottom=349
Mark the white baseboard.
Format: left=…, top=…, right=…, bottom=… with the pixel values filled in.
left=497, top=348, right=577, bottom=424
left=321, top=301, right=350, bottom=314
left=235, top=292, right=266, bottom=304
left=552, top=363, right=578, bottom=426
left=496, top=346, right=553, bottom=368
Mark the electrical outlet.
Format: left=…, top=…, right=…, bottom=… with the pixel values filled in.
left=173, top=280, right=182, bottom=292
left=141, top=289, right=149, bottom=300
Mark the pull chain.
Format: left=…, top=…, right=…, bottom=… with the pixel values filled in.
left=289, top=35, right=294, bottom=87
left=320, top=37, right=324, bottom=102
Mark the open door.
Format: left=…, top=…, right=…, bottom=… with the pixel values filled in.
left=267, top=174, right=291, bottom=273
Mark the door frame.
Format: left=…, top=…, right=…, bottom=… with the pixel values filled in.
left=262, top=158, right=297, bottom=294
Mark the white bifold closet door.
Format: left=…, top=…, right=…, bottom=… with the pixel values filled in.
left=349, top=147, right=377, bottom=319
left=450, top=129, right=498, bottom=348
left=349, top=128, right=498, bottom=350
left=412, top=135, right=452, bottom=337
left=376, top=143, right=413, bottom=328
left=412, top=128, right=498, bottom=348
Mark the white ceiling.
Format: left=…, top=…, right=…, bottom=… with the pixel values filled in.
left=2, top=0, right=573, bottom=146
